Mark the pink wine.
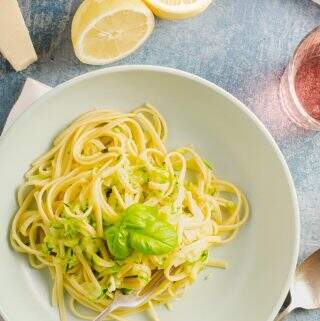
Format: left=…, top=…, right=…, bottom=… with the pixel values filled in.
left=295, top=56, right=320, bottom=121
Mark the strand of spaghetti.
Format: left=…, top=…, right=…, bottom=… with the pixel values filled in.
left=135, top=113, right=166, bottom=154
left=54, top=261, right=67, bottom=321
left=148, top=301, right=160, bottom=321
left=74, top=246, right=101, bottom=289
left=207, top=259, right=227, bottom=268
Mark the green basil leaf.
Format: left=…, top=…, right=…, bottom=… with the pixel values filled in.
left=103, top=203, right=178, bottom=258
left=121, top=203, right=157, bottom=230
left=129, top=219, right=178, bottom=255
left=104, top=226, right=130, bottom=260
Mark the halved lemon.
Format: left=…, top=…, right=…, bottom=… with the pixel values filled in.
left=71, top=0, right=155, bottom=65
left=143, top=0, right=212, bottom=20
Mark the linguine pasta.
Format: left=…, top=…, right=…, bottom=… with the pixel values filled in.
left=10, top=105, right=249, bottom=321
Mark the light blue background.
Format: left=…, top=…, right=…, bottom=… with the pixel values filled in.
left=1, top=0, right=320, bottom=320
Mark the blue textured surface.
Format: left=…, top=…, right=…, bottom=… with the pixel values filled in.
left=1, top=0, right=320, bottom=320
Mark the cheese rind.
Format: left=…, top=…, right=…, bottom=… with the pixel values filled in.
left=0, top=0, right=37, bottom=71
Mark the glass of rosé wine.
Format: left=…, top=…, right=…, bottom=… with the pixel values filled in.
left=280, top=25, right=320, bottom=130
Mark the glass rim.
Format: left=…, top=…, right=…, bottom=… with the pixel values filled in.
left=287, top=25, right=320, bottom=127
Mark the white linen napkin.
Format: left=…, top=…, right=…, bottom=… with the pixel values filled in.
left=3, top=78, right=51, bottom=133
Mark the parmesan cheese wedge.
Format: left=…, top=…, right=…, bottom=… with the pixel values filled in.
left=0, top=0, right=37, bottom=71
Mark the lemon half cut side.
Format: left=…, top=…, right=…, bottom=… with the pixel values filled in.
left=72, top=0, right=155, bottom=65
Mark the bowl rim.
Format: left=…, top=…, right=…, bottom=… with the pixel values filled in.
left=0, top=64, right=300, bottom=321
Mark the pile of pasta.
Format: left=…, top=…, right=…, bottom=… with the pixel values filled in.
left=10, top=105, right=249, bottom=321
